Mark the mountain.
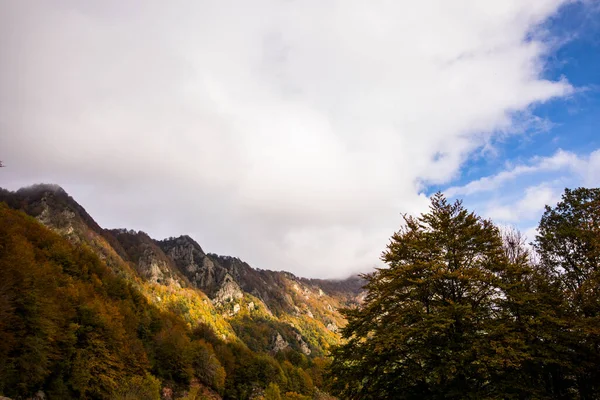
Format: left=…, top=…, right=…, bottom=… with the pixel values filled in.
left=0, top=184, right=135, bottom=278
left=0, top=184, right=365, bottom=399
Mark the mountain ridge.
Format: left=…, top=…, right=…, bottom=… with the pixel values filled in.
left=0, top=184, right=365, bottom=357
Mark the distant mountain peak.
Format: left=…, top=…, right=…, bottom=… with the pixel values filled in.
left=16, top=182, right=67, bottom=195
left=159, top=234, right=205, bottom=254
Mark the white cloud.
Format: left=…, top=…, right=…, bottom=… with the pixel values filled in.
left=485, top=184, right=559, bottom=222
left=0, top=0, right=578, bottom=278
left=447, top=148, right=600, bottom=238
left=583, top=150, right=600, bottom=187
left=445, top=149, right=585, bottom=197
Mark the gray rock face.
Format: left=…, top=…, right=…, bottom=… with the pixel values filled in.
left=210, top=255, right=297, bottom=314
left=108, top=230, right=184, bottom=287
left=158, top=236, right=229, bottom=296
left=157, top=236, right=365, bottom=321
left=137, top=248, right=180, bottom=286
left=36, top=196, right=78, bottom=240
left=295, top=333, right=311, bottom=355
left=213, top=274, right=244, bottom=305
left=271, top=333, right=289, bottom=353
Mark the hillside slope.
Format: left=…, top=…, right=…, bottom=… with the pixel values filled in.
left=0, top=184, right=365, bottom=399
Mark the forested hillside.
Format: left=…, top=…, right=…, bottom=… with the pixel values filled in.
left=0, top=204, right=340, bottom=399
left=0, top=185, right=362, bottom=399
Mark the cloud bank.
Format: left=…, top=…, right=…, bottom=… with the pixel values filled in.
left=0, top=0, right=577, bottom=278
left=446, top=148, right=600, bottom=243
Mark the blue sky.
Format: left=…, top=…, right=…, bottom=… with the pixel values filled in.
left=442, top=1, right=600, bottom=241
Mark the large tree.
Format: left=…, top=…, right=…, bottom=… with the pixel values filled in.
left=534, top=187, right=600, bottom=398
left=329, top=193, right=536, bottom=399
left=536, top=188, right=600, bottom=315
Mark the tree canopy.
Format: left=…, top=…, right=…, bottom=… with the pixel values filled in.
left=329, top=190, right=600, bottom=399
left=533, top=187, right=600, bottom=397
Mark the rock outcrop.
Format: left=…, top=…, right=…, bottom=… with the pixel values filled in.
left=213, top=274, right=244, bottom=305
left=295, top=333, right=311, bottom=355
left=110, top=229, right=184, bottom=287
left=158, top=236, right=228, bottom=295
left=271, top=333, right=290, bottom=353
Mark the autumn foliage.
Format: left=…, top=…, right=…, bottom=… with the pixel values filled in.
left=0, top=205, right=327, bottom=399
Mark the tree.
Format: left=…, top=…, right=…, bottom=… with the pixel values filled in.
left=190, top=339, right=226, bottom=393
left=265, top=382, right=282, bottom=400
left=114, top=373, right=161, bottom=400
left=536, top=188, right=600, bottom=314
left=495, top=227, right=569, bottom=398
left=534, top=187, right=600, bottom=398
left=329, top=193, right=532, bottom=399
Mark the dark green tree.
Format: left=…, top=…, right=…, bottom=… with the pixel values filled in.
left=495, top=228, right=571, bottom=398
left=534, top=187, right=600, bottom=398
left=536, top=188, right=600, bottom=314
left=329, top=193, right=534, bottom=399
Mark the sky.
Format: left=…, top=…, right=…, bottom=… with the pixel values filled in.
left=1, top=0, right=599, bottom=279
